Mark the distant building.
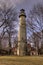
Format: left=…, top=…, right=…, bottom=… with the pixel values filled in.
left=27, top=43, right=38, bottom=55
left=11, top=47, right=17, bottom=55
left=30, top=47, right=38, bottom=55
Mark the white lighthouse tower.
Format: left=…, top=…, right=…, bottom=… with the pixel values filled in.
left=17, top=9, right=27, bottom=56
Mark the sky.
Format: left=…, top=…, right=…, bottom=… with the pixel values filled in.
left=0, top=0, right=43, bottom=14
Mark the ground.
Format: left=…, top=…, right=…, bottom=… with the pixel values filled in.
left=0, top=56, right=43, bottom=65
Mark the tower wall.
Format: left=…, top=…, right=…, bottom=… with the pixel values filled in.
left=17, top=9, right=27, bottom=56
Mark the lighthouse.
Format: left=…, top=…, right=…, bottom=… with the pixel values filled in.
left=17, top=9, right=27, bottom=56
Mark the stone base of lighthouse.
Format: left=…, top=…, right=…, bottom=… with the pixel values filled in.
left=17, top=41, right=27, bottom=56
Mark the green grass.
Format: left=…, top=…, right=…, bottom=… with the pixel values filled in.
left=0, top=56, right=43, bottom=65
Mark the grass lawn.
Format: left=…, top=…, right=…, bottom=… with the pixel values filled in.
left=0, top=56, right=43, bottom=65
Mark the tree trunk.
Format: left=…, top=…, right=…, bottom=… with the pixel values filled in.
left=8, top=33, right=11, bottom=55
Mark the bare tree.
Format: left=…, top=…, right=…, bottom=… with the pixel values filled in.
left=0, top=3, right=17, bottom=54
left=27, top=3, right=43, bottom=50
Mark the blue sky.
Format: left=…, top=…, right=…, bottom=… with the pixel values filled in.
left=0, top=0, right=43, bottom=14
left=15, top=0, right=43, bottom=13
